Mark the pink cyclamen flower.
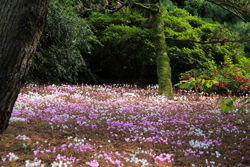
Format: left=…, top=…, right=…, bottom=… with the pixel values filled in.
left=231, top=150, right=237, bottom=153
left=33, top=151, right=39, bottom=156
left=86, top=160, right=99, bottom=167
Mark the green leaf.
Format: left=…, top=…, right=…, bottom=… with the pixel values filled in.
left=218, top=97, right=225, bottom=101
left=239, top=96, right=250, bottom=103
left=237, top=107, right=246, bottom=114
left=239, top=98, right=248, bottom=103
left=220, top=101, right=228, bottom=112
left=180, top=84, right=186, bottom=89
left=202, top=79, right=205, bottom=85
left=231, top=96, right=237, bottom=102
left=174, top=83, right=181, bottom=86
left=185, top=82, right=192, bottom=89
left=189, top=78, right=195, bottom=82
left=226, top=101, right=233, bottom=108
left=243, top=101, right=250, bottom=105
left=224, top=97, right=232, bottom=103
left=206, top=80, right=212, bottom=88
left=190, top=82, right=195, bottom=88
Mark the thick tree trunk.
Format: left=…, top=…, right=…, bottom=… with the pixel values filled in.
left=151, top=10, right=173, bottom=97
left=0, top=0, right=49, bottom=134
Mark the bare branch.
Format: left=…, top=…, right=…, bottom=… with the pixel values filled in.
left=165, top=36, right=250, bottom=44
left=133, top=1, right=159, bottom=12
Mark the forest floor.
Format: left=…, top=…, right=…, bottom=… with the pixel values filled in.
left=0, top=82, right=249, bottom=167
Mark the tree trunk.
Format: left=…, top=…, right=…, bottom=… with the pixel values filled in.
left=144, top=9, right=152, bottom=18
left=0, top=0, right=49, bottom=134
left=144, top=0, right=151, bottom=18
left=151, top=8, right=173, bottom=97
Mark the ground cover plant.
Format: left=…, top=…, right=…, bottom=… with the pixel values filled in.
left=0, top=84, right=249, bottom=167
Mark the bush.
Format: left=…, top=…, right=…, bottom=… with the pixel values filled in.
left=178, top=56, right=250, bottom=96
left=27, top=0, right=100, bottom=85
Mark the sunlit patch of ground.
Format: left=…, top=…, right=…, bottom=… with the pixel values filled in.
left=0, top=84, right=249, bottom=167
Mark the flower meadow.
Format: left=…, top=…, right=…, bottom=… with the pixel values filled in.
left=0, top=84, right=250, bottom=167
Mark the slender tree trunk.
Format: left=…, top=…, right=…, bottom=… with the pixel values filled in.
left=144, top=0, right=152, bottom=18
left=151, top=9, right=173, bottom=97
left=0, top=0, right=49, bottom=134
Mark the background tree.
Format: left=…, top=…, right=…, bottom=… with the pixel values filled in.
left=171, top=0, right=250, bottom=58
left=86, top=7, right=246, bottom=85
left=177, top=0, right=241, bottom=24
left=0, top=0, right=49, bottom=134
left=80, top=0, right=175, bottom=96
left=80, top=0, right=250, bottom=97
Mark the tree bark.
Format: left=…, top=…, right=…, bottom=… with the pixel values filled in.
left=144, top=0, right=152, bottom=18
left=144, top=9, right=152, bottom=18
left=0, top=0, right=49, bottom=134
left=151, top=4, right=173, bottom=97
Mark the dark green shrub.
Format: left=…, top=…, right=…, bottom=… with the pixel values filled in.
left=27, top=0, right=100, bottom=84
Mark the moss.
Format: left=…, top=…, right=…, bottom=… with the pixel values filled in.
left=152, top=9, right=173, bottom=97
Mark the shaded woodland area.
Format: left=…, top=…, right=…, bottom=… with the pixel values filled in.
left=27, top=0, right=250, bottom=89
left=0, top=0, right=250, bottom=166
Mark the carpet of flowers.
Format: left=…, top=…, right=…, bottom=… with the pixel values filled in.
left=0, top=84, right=249, bottom=167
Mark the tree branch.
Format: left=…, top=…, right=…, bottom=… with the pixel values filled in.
left=205, top=0, right=248, bottom=23
left=110, top=0, right=160, bottom=13
left=109, top=2, right=127, bottom=13
left=132, top=1, right=159, bottom=12
left=165, top=36, right=250, bottom=44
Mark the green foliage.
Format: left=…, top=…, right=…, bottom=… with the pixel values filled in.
left=27, top=0, right=99, bottom=84
left=210, top=56, right=250, bottom=95
left=174, top=77, right=217, bottom=95
left=86, top=9, right=156, bottom=79
left=159, top=0, right=177, bottom=10
left=217, top=96, right=237, bottom=113
left=172, top=0, right=250, bottom=59
left=227, top=21, right=250, bottom=58
left=217, top=95, right=250, bottom=114
left=238, top=95, right=250, bottom=112
left=84, top=6, right=245, bottom=82
left=163, top=7, right=245, bottom=84
left=177, top=55, right=250, bottom=114
left=175, top=0, right=241, bottom=24
left=29, top=1, right=247, bottom=84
